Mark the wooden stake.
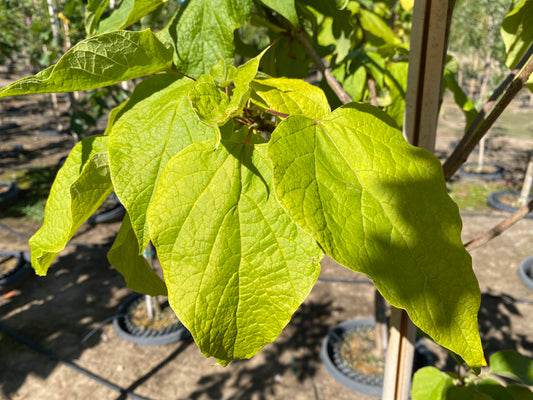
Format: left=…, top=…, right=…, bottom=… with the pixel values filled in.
left=383, top=1, right=454, bottom=399
left=519, top=154, right=533, bottom=206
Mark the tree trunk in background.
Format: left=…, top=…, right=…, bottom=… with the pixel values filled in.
left=476, top=15, right=494, bottom=171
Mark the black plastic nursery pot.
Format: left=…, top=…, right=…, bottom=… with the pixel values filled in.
left=459, top=162, right=505, bottom=180
left=87, top=193, right=125, bottom=224
left=518, top=257, right=533, bottom=291
left=0, top=251, right=32, bottom=295
left=487, top=190, right=533, bottom=219
left=0, top=182, right=20, bottom=206
left=113, top=293, right=191, bottom=346
left=321, top=318, right=432, bottom=397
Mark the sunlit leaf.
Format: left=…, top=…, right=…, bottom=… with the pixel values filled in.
left=412, top=367, right=454, bottom=400
left=501, top=0, right=533, bottom=91
left=147, top=140, right=322, bottom=364
left=251, top=77, right=330, bottom=119
left=96, top=0, right=167, bottom=34
left=0, top=30, right=173, bottom=97
left=30, top=136, right=112, bottom=275
left=108, top=73, right=216, bottom=252
left=268, top=103, right=484, bottom=368
left=162, top=0, right=252, bottom=78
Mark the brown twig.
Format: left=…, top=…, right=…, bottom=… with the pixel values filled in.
left=443, top=43, right=533, bottom=180
left=291, top=30, right=353, bottom=105
left=464, top=198, right=533, bottom=251
left=368, top=78, right=378, bottom=106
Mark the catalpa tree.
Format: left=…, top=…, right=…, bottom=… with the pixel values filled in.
left=0, top=0, right=490, bottom=369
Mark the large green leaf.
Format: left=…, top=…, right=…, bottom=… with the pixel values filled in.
left=251, top=77, right=330, bottom=119
left=490, top=350, right=533, bottom=385
left=96, top=0, right=167, bottom=34
left=268, top=103, right=484, bottom=368
left=107, top=213, right=167, bottom=296
left=501, top=0, right=533, bottom=91
left=412, top=367, right=454, bottom=400
left=147, top=140, right=322, bottom=364
left=162, top=0, right=252, bottom=78
left=0, top=30, right=173, bottom=98
left=108, top=74, right=216, bottom=252
left=259, top=0, right=299, bottom=27
left=29, top=136, right=112, bottom=275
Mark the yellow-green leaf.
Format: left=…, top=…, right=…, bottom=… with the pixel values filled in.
left=268, top=103, right=484, bottom=368
left=147, top=140, right=322, bottom=364
left=251, top=77, right=330, bottom=119
left=107, top=213, right=167, bottom=296
left=108, top=74, right=217, bottom=252
left=0, top=30, right=173, bottom=98
left=30, top=136, right=112, bottom=275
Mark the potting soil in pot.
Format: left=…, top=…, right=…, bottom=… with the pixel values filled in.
left=338, top=326, right=385, bottom=378
left=129, top=301, right=180, bottom=331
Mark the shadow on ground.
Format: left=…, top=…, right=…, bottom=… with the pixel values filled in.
left=0, top=239, right=122, bottom=397
left=188, top=300, right=337, bottom=400
left=441, top=291, right=533, bottom=372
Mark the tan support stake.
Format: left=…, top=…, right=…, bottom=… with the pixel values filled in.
left=382, top=309, right=417, bottom=399
left=383, top=0, right=454, bottom=399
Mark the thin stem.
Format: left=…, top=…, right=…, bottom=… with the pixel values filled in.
left=266, top=109, right=290, bottom=119
left=291, top=30, right=352, bottom=105
left=464, top=198, right=533, bottom=251
left=443, top=43, right=533, bottom=180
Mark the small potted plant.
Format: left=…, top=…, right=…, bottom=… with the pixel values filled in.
left=111, top=243, right=190, bottom=346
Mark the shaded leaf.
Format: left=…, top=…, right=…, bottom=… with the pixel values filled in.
left=507, top=384, right=533, bottom=400
left=85, top=0, right=110, bottom=36
left=30, top=136, right=112, bottom=275
left=443, top=71, right=478, bottom=131
left=260, top=0, right=299, bottom=27
left=385, top=61, right=408, bottom=127
left=0, top=30, right=173, bottom=98
left=332, top=64, right=366, bottom=102
left=268, top=103, right=484, bottom=368
left=147, top=140, right=322, bottom=364
left=359, top=9, right=399, bottom=46
left=490, top=350, right=533, bottom=385
left=107, top=213, right=167, bottom=296
left=443, top=386, right=492, bottom=400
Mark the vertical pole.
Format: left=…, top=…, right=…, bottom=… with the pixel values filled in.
left=519, top=154, right=533, bottom=206
left=143, top=242, right=161, bottom=319
left=383, top=1, right=455, bottom=399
